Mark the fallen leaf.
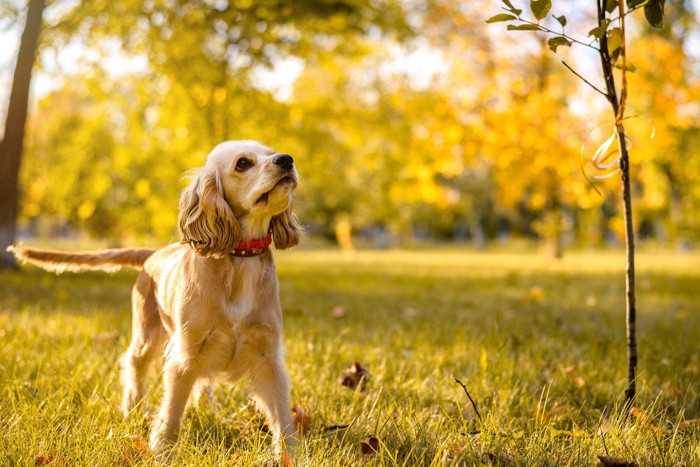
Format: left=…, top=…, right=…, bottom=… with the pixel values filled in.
left=338, top=362, right=370, bottom=389
left=486, top=451, right=520, bottom=466
left=35, top=457, right=57, bottom=465
left=120, top=435, right=152, bottom=463
left=331, top=305, right=346, bottom=318
left=597, top=455, right=637, bottom=467
left=360, top=436, right=380, bottom=454
left=677, top=418, right=700, bottom=431
left=322, top=424, right=349, bottom=432
left=630, top=407, right=648, bottom=422
left=292, top=405, right=310, bottom=435
left=279, top=452, right=293, bottom=467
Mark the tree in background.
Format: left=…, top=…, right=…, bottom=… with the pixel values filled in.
left=14, top=0, right=415, bottom=244
left=0, top=0, right=45, bottom=269
left=4, top=0, right=699, bottom=253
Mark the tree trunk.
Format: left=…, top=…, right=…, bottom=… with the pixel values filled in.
left=0, top=0, right=46, bottom=269
left=597, top=0, right=637, bottom=406
left=618, top=126, right=637, bottom=406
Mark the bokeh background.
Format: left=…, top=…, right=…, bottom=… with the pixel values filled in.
left=2, top=0, right=699, bottom=256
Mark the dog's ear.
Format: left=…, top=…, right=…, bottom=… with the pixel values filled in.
left=270, top=206, right=303, bottom=250
left=178, top=166, right=241, bottom=257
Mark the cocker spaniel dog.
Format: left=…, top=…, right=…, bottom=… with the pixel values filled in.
left=10, top=140, right=302, bottom=455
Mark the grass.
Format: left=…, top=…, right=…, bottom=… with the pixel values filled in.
left=1, top=247, right=699, bottom=465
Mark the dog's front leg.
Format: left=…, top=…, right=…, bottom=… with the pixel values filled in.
left=249, top=345, right=297, bottom=456
left=149, top=359, right=198, bottom=453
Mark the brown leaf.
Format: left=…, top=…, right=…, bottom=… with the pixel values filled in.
left=35, top=457, right=57, bottom=465
left=338, top=362, right=370, bottom=389
left=677, top=418, right=700, bottom=431
left=292, top=405, right=310, bottom=435
left=486, top=451, right=520, bottom=466
left=597, top=455, right=637, bottom=467
left=360, top=436, right=380, bottom=454
left=120, top=435, right=152, bottom=463
left=630, top=407, right=648, bottom=422
left=279, top=452, right=293, bottom=467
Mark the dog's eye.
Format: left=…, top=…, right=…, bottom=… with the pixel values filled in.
left=235, top=158, right=253, bottom=172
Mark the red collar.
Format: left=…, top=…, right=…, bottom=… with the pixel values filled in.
left=230, top=235, right=272, bottom=257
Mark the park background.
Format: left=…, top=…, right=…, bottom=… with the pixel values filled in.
left=2, top=0, right=700, bottom=465
left=1, top=0, right=699, bottom=255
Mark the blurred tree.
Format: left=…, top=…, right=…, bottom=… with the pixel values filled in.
left=19, top=0, right=415, bottom=242
left=0, top=0, right=45, bottom=269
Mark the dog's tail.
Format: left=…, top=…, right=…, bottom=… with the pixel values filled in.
left=7, top=245, right=157, bottom=273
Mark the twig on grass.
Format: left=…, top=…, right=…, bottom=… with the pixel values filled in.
left=454, top=377, right=482, bottom=423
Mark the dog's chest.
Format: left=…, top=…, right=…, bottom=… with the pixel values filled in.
left=222, top=261, right=260, bottom=325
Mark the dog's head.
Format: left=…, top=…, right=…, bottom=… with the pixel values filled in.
left=178, top=140, right=302, bottom=257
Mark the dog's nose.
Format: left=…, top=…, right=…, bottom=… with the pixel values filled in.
left=272, top=154, right=294, bottom=170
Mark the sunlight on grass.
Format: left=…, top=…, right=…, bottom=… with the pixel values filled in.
left=1, top=248, right=699, bottom=465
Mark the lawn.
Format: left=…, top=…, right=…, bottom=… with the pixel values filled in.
left=1, top=247, right=699, bottom=465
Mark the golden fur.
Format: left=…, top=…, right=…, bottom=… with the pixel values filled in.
left=10, top=140, right=302, bottom=455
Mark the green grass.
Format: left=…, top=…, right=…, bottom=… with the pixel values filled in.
left=1, top=248, right=699, bottom=465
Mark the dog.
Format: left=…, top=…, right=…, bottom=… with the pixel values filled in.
left=9, top=140, right=303, bottom=455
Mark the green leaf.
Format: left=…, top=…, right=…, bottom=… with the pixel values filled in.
left=607, top=28, right=622, bottom=53
left=605, top=0, right=618, bottom=13
left=626, top=0, right=646, bottom=8
left=554, top=15, right=567, bottom=27
left=486, top=13, right=518, bottom=23
left=587, top=20, right=610, bottom=40
left=507, top=24, right=542, bottom=31
left=547, top=36, right=572, bottom=53
left=615, top=62, right=636, bottom=72
left=501, top=0, right=522, bottom=15
left=607, top=28, right=622, bottom=63
left=530, top=0, right=552, bottom=20
left=644, top=0, right=665, bottom=28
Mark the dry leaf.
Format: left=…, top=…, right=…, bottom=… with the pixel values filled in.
left=678, top=418, right=700, bottom=431
left=597, top=455, right=637, bottom=467
left=331, top=305, right=346, bottom=318
left=486, top=451, right=520, bottom=466
left=338, top=362, right=370, bottom=389
left=292, top=405, right=310, bottom=435
left=120, top=435, right=152, bottom=463
left=630, top=407, right=648, bottom=422
left=360, top=436, right=380, bottom=454
left=279, top=452, right=293, bottom=467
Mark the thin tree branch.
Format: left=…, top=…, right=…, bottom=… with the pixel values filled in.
left=454, top=378, right=482, bottom=423
left=608, top=2, right=647, bottom=22
left=562, top=61, right=609, bottom=98
left=514, top=17, right=600, bottom=52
